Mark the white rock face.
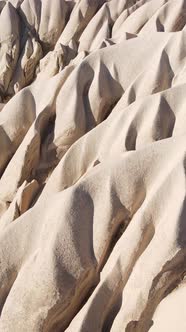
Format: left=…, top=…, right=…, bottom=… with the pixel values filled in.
left=0, top=0, right=186, bottom=331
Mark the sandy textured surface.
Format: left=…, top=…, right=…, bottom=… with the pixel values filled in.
left=0, top=0, right=186, bottom=331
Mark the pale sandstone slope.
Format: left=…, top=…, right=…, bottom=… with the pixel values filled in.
left=0, top=0, right=186, bottom=331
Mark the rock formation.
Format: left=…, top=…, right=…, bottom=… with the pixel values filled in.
left=0, top=0, right=186, bottom=331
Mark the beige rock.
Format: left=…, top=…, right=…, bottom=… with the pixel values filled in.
left=8, top=33, right=43, bottom=95
left=0, top=179, right=39, bottom=231
left=0, top=3, right=20, bottom=95
left=0, top=1, right=186, bottom=331
left=20, top=0, right=68, bottom=50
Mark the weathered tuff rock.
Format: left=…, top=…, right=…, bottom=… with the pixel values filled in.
left=0, top=0, right=186, bottom=331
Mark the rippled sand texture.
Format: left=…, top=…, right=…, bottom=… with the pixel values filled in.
left=0, top=0, right=186, bottom=331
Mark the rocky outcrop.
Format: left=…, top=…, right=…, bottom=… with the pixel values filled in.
left=0, top=0, right=186, bottom=331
